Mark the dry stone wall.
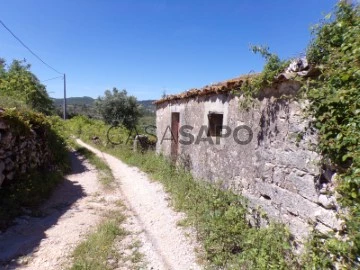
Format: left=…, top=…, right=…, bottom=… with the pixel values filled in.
left=0, top=110, right=53, bottom=187
left=156, top=81, right=341, bottom=241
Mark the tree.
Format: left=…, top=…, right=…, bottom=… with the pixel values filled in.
left=0, top=59, right=54, bottom=114
left=95, top=88, right=142, bottom=129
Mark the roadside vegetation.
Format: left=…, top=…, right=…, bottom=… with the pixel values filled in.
left=0, top=59, right=54, bottom=114
left=235, top=3, right=360, bottom=269
left=302, top=3, right=360, bottom=268
left=0, top=57, right=71, bottom=229
left=70, top=205, right=146, bottom=270
left=70, top=210, right=127, bottom=270
left=0, top=109, right=69, bottom=230
left=73, top=144, right=114, bottom=188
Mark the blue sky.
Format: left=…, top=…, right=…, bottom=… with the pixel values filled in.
left=0, top=0, right=338, bottom=100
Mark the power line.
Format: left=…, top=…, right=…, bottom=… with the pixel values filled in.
left=0, top=19, right=63, bottom=75
left=41, top=76, right=63, bottom=83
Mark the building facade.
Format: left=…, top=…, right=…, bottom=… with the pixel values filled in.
left=155, top=77, right=340, bottom=240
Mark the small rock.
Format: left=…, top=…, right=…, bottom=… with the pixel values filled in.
left=319, top=183, right=328, bottom=194
left=107, top=258, right=117, bottom=268
left=319, top=188, right=327, bottom=194
left=318, top=194, right=335, bottom=209
left=331, top=173, right=338, bottom=183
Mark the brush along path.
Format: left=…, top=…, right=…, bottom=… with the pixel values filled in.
left=76, top=139, right=201, bottom=270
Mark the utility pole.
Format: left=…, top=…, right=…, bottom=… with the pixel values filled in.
left=63, top=73, right=67, bottom=120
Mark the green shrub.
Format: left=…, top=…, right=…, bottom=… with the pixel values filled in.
left=303, top=3, right=360, bottom=268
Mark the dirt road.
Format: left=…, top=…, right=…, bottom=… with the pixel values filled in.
left=0, top=140, right=201, bottom=270
left=0, top=151, right=103, bottom=269
left=75, top=140, right=201, bottom=270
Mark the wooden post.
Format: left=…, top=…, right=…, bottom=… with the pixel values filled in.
left=63, top=73, right=67, bottom=120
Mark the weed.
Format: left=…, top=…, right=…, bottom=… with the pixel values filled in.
left=74, top=144, right=114, bottom=188
left=70, top=211, right=127, bottom=270
left=0, top=169, right=63, bottom=230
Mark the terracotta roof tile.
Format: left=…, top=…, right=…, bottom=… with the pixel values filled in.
left=154, top=73, right=259, bottom=105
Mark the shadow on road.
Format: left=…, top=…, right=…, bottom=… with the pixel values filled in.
left=0, top=151, right=88, bottom=266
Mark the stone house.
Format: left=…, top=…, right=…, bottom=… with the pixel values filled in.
left=154, top=74, right=341, bottom=240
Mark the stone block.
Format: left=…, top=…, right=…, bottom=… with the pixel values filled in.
left=314, top=209, right=341, bottom=230
left=318, top=194, right=336, bottom=209
left=286, top=172, right=318, bottom=202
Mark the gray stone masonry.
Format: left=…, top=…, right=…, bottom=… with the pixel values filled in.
left=156, top=81, right=341, bottom=241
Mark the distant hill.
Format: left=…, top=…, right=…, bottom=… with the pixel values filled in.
left=52, top=97, right=155, bottom=110
left=52, top=96, right=95, bottom=107
left=138, top=100, right=156, bottom=113
left=52, top=96, right=156, bottom=118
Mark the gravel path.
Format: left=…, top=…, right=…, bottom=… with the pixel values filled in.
left=76, top=139, right=201, bottom=270
left=0, top=152, right=104, bottom=269
left=0, top=141, right=201, bottom=269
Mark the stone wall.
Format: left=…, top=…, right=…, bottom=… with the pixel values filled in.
left=0, top=110, right=53, bottom=187
left=156, top=81, right=341, bottom=241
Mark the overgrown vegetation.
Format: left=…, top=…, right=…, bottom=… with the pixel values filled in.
left=70, top=211, right=127, bottom=270
left=234, top=3, right=360, bottom=268
left=0, top=169, right=64, bottom=229
left=74, top=144, right=114, bottom=188
left=0, top=109, right=70, bottom=229
left=235, top=45, right=290, bottom=108
left=301, top=3, right=360, bottom=268
left=0, top=59, right=54, bottom=114
left=0, top=56, right=73, bottom=228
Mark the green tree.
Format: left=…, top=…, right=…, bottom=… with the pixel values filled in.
left=95, top=88, right=142, bottom=129
left=0, top=59, right=54, bottom=114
